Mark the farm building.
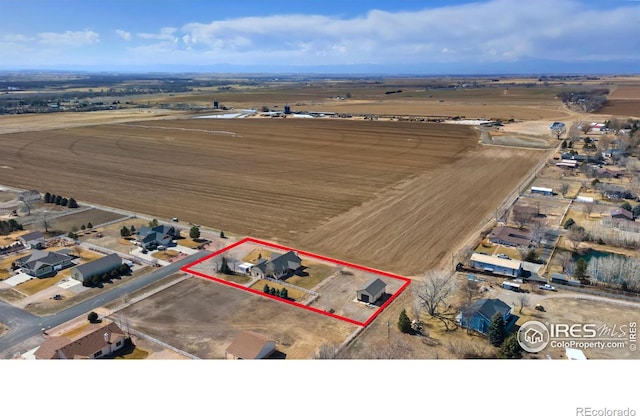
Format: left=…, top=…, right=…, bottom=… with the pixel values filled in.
left=611, top=208, right=634, bottom=221
left=356, top=277, right=387, bottom=304
left=531, top=186, right=553, bottom=196
left=576, top=196, right=594, bottom=203
left=16, top=250, right=74, bottom=277
left=19, top=231, right=45, bottom=249
left=70, top=253, right=123, bottom=285
left=35, top=321, right=129, bottom=359
left=250, top=251, right=302, bottom=280
left=457, top=298, right=516, bottom=335
left=488, top=226, right=532, bottom=248
left=469, top=253, right=523, bottom=277
left=556, top=160, right=579, bottom=168
left=225, top=331, right=276, bottom=360
left=550, top=273, right=581, bottom=286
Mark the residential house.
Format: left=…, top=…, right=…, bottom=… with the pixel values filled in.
left=488, top=226, right=533, bottom=248
left=135, top=225, right=179, bottom=250
left=34, top=321, right=129, bottom=359
left=611, top=208, right=634, bottom=221
left=469, top=253, right=523, bottom=277
left=250, top=251, right=302, bottom=280
left=458, top=298, right=517, bottom=335
left=225, top=331, right=276, bottom=359
left=356, top=277, right=387, bottom=304
left=16, top=250, right=74, bottom=277
left=19, top=231, right=45, bottom=249
left=70, top=253, right=123, bottom=285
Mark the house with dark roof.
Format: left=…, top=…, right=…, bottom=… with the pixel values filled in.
left=225, top=331, right=276, bottom=359
left=19, top=231, right=45, bottom=249
left=356, top=277, right=387, bottom=304
left=35, top=321, right=129, bottom=359
left=135, top=225, right=179, bottom=250
left=250, top=251, right=302, bottom=280
left=70, top=253, right=122, bottom=285
left=611, top=208, right=634, bottom=221
left=488, top=226, right=533, bottom=248
left=16, top=250, right=74, bottom=277
left=458, top=298, right=517, bottom=335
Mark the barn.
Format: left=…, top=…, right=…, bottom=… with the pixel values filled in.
left=469, top=253, right=523, bottom=277
left=356, top=277, right=387, bottom=304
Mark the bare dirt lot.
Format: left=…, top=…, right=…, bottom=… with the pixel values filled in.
left=116, top=276, right=359, bottom=359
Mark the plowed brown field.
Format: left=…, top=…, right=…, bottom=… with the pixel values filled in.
left=0, top=117, right=545, bottom=275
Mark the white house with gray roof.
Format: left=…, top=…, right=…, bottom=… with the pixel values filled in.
left=19, top=231, right=45, bottom=249
left=357, top=277, right=387, bottom=304
left=71, top=253, right=122, bottom=285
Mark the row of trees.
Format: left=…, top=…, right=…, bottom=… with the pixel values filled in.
left=82, top=263, right=131, bottom=287
left=263, top=284, right=288, bottom=299
left=43, top=192, right=78, bottom=208
left=68, top=223, right=94, bottom=239
left=0, top=219, right=23, bottom=236
left=120, top=225, right=137, bottom=237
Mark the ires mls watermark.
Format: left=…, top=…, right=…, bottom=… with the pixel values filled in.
left=517, top=320, right=637, bottom=353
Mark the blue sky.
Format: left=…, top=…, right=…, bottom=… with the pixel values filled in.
left=1, top=0, right=639, bottom=73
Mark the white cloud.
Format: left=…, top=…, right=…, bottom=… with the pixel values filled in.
left=173, top=0, right=640, bottom=66
left=1, top=34, right=33, bottom=43
left=38, top=30, right=99, bottom=47
left=115, top=29, right=132, bottom=41
left=137, top=27, right=178, bottom=41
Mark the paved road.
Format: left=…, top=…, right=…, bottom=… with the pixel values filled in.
left=0, top=250, right=210, bottom=359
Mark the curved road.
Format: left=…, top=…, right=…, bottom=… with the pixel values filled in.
left=0, top=250, right=210, bottom=359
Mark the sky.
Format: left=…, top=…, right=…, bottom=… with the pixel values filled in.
left=0, top=0, right=639, bottom=74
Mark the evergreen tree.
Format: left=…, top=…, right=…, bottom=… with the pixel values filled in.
left=87, top=222, right=93, bottom=229
left=620, top=201, right=633, bottom=212
left=44, top=192, right=51, bottom=203
left=60, top=198, right=68, bottom=207
left=120, top=226, right=131, bottom=237
left=189, top=226, right=200, bottom=239
left=263, top=284, right=270, bottom=294
left=54, top=195, right=62, bottom=205
left=488, top=312, right=506, bottom=347
left=574, top=258, right=588, bottom=279
left=81, top=224, right=86, bottom=231
left=398, top=309, right=412, bottom=333
left=270, top=287, right=276, bottom=296
left=220, top=230, right=225, bottom=238
left=280, top=287, right=288, bottom=299
left=68, top=198, right=78, bottom=208
left=87, top=311, right=99, bottom=323
left=130, top=225, right=136, bottom=234
left=498, top=334, right=523, bottom=359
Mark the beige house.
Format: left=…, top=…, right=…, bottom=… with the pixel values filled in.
left=35, top=321, right=129, bottom=359
left=225, top=331, right=276, bottom=359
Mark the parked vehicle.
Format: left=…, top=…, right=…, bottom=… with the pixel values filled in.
left=535, top=304, right=546, bottom=312
left=496, top=254, right=511, bottom=259
left=539, top=284, right=556, bottom=291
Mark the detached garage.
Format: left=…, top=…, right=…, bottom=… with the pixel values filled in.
left=357, top=277, right=387, bottom=304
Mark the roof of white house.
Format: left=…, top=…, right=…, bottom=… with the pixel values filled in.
left=566, top=348, right=587, bottom=360
left=470, top=253, right=523, bottom=270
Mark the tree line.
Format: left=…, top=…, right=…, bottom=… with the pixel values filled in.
left=0, top=219, right=23, bottom=236
left=43, top=192, right=78, bottom=208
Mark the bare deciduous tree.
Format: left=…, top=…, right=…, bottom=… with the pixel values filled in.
left=582, top=201, right=597, bottom=218
left=517, top=292, right=530, bottom=314
left=560, top=182, right=570, bottom=198
left=314, top=342, right=341, bottom=359
left=416, top=271, right=458, bottom=330
left=365, top=337, right=413, bottom=359
left=529, top=219, right=549, bottom=248
left=566, top=225, right=587, bottom=251
left=512, top=207, right=535, bottom=229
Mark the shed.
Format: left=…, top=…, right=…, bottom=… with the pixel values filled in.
left=531, top=186, right=553, bottom=196
left=356, top=277, right=386, bottom=304
left=225, top=331, right=276, bottom=360
left=19, top=231, right=45, bottom=249
left=70, top=253, right=122, bottom=285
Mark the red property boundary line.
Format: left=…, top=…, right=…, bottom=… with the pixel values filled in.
left=180, top=237, right=411, bottom=327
